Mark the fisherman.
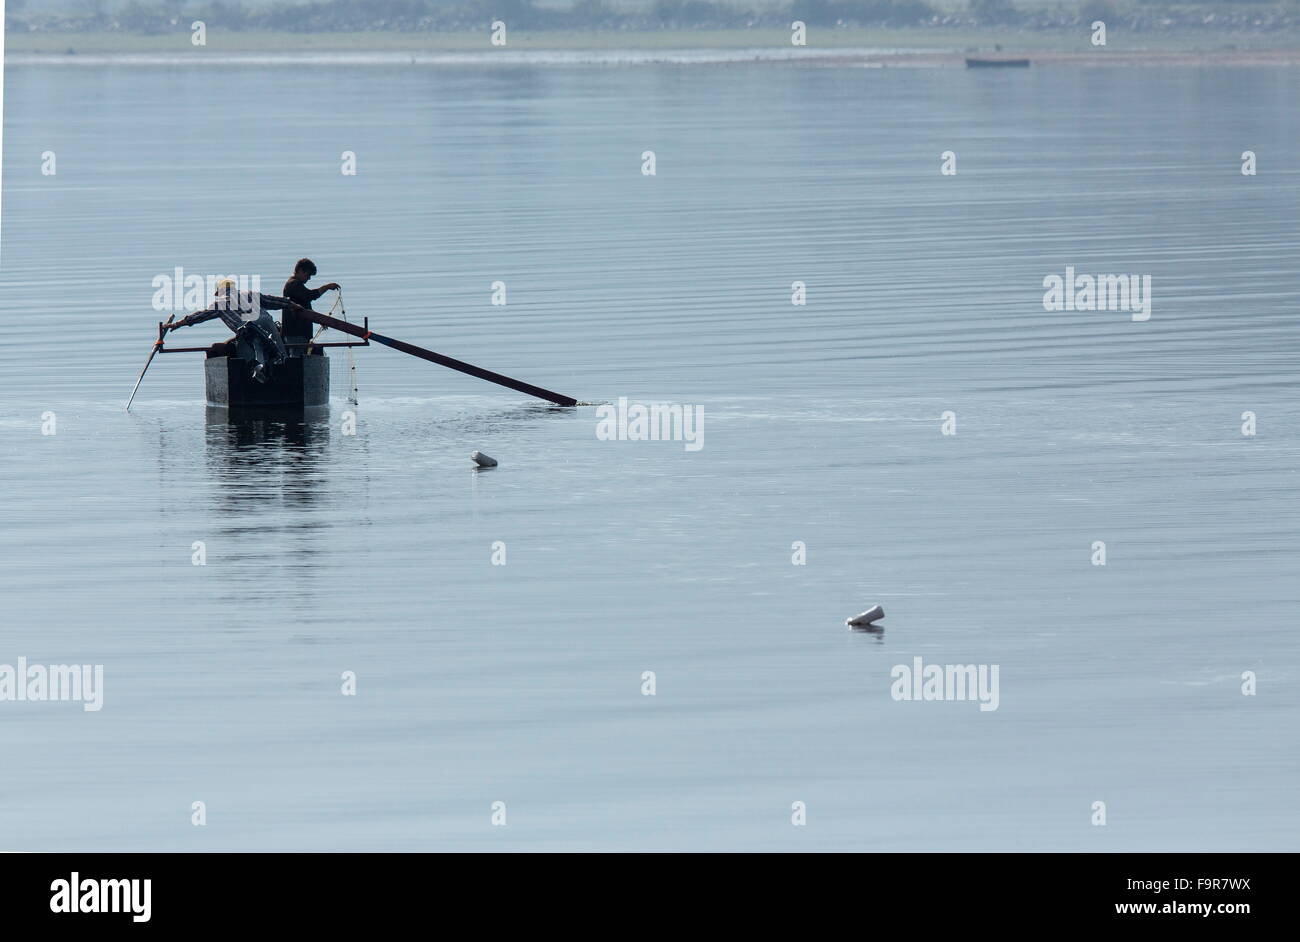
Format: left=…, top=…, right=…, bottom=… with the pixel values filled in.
left=281, top=258, right=340, bottom=355
left=166, top=278, right=293, bottom=383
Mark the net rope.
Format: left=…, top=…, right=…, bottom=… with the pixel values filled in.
left=307, top=289, right=360, bottom=405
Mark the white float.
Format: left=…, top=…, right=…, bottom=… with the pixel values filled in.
left=845, top=604, right=885, bottom=628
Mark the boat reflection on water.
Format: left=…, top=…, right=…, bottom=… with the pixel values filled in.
left=199, top=405, right=344, bottom=614
left=205, top=405, right=330, bottom=442
left=204, top=405, right=332, bottom=515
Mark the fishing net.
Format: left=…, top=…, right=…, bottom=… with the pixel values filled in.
left=307, top=289, right=360, bottom=405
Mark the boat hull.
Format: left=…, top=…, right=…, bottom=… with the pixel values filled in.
left=965, top=58, right=1030, bottom=68
left=205, top=354, right=329, bottom=409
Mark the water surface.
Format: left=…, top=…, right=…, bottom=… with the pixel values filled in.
left=2, top=62, right=1297, bottom=850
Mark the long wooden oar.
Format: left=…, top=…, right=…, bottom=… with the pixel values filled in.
left=125, top=314, right=176, bottom=411
left=299, top=307, right=577, bottom=407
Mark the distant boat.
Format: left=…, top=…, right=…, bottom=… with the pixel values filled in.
left=966, top=57, right=1031, bottom=68
left=136, top=308, right=579, bottom=412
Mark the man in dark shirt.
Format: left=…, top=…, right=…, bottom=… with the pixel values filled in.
left=281, top=258, right=340, bottom=354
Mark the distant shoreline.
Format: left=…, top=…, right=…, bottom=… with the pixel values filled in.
left=7, top=28, right=1300, bottom=66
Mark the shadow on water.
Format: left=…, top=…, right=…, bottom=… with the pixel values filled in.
left=197, top=406, right=348, bottom=618
left=361, top=398, right=580, bottom=442
left=204, top=405, right=331, bottom=518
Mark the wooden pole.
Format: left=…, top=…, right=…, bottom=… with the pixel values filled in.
left=125, top=315, right=176, bottom=410
left=299, top=308, right=578, bottom=407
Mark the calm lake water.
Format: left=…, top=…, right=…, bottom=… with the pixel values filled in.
left=2, top=58, right=1298, bottom=851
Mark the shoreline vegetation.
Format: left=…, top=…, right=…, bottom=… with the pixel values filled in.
left=6, top=1, right=1300, bottom=61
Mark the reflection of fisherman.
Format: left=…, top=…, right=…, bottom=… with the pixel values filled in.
left=167, top=278, right=292, bottom=383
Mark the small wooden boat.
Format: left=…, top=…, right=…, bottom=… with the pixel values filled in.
left=965, top=57, right=1030, bottom=68
left=131, top=307, right=578, bottom=411
left=204, top=353, right=329, bottom=410
left=152, top=323, right=366, bottom=412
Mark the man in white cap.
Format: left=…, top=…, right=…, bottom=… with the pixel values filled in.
left=167, top=278, right=294, bottom=382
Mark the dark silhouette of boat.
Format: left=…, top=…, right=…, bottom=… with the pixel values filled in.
left=134, top=306, right=578, bottom=412
left=204, top=352, right=330, bottom=410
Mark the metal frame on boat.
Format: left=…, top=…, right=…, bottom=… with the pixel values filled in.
left=129, top=304, right=578, bottom=410
left=154, top=317, right=370, bottom=410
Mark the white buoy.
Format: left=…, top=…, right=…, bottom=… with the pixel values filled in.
left=845, top=604, right=885, bottom=628
left=471, top=450, right=498, bottom=468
